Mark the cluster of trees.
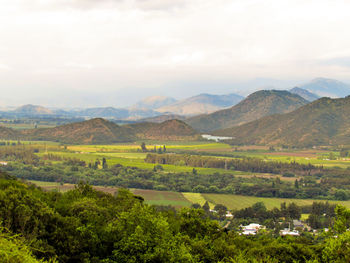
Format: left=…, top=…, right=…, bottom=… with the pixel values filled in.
left=139, top=142, right=166, bottom=154
left=232, top=201, right=337, bottom=231
left=0, top=145, right=39, bottom=165
left=2, top=160, right=350, bottom=201
left=2, top=146, right=350, bottom=200
left=1, top=172, right=350, bottom=262
left=145, top=153, right=319, bottom=175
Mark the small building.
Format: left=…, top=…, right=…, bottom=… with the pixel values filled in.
left=280, top=229, right=300, bottom=236
left=293, top=220, right=304, bottom=228
left=226, top=212, right=233, bottom=218
left=241, top=223, right=264, bottom=235
left=0, top=161, right=8, bottom=166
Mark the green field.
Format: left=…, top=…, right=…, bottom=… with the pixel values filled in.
left=28, top=180, right=350, bottom=211
left=131, top=189, right=192, bottom=208
left=201, top=193, right=350, bottom=210
left=38, top=150, right=252, bottom=176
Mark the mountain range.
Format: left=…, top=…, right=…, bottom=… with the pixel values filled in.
left=186, top=90, right=309, bottom=132
left=156, top=93, right=244, bottom=115
left=213, top=96, right=350, bottom=147
left=299, top=78, right=350, bottom=98
left=2, top=78, right=350, bottom=120
left=130, top=96, right=177, bottom=110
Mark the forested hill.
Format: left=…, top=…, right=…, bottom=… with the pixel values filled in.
left=0, top=118, right=199, bottom=144
left=214, top=96, right=350, bottom=147
left=186, top=90, right=308, bottom=132
left=1, top=172, right=350, bottom=262
left=126, top=119, right=199, bottom=140
left=21, top=118, right=136, bottom=144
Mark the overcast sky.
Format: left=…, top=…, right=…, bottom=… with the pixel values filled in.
left=1, top=0, right=350, bottom=107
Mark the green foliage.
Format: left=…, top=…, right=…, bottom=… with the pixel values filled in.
left=0, top=228, right=49, bottom=263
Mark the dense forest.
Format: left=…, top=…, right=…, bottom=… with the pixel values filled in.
left=1, top=171, right=350, bottom=262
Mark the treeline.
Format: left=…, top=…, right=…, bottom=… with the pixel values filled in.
left=2, top=161, right=349, bottom=200
left=232, top=201, right=336, bottom=230
left=145, top=153, right=320, bottom=175
left=1, top=173, right=350, bottom=262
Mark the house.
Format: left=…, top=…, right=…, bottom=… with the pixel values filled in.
left=280, top=229, right=300, bottom=236
left=0, top=161, right=8, bottom=166
left=225, top=212, right=233, bottom=218
left=241, top=223, right=264, bottom=235
left=293, top=220, right=304, bottom=229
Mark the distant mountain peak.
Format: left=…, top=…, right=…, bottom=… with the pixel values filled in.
left=301, top=78, right=350, bottom=98
left=186, top=89, right=308, bottom=132
left=131, top=96, right=177, bottom=110
left=14, top=104, right=53, bottom=115
left=156, top=93, right=244, bottom=116
left=289, top=87, right=320, bottom=102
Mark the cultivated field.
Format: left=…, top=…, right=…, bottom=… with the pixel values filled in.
left=29, top=180, right=350, bottom=211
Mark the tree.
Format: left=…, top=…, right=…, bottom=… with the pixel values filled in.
left=202, top=201, right=210, bottom=212
left=294, top=179, right=299, bottom=189
left=192, top=168, right=197, bottom=175
left=102, top=157, right=108, bottom=169
left=140, top=142, right=147, bottom=152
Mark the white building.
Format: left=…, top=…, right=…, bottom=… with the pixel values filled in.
left=280, top=229, right=300, bottom=236
left=241, top=223, right=264, bottom=235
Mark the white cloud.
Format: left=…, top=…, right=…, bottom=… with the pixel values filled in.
left=0, top=0, right=350, bottom=106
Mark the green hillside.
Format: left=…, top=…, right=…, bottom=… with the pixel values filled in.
left=0, top=118, right=199, bottom=144
left=186, top=90, right=308, bottom=132
left=214, top=96, right=350, bottom=147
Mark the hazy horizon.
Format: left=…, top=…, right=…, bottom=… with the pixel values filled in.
left=1, top=0, right=350, bottom=107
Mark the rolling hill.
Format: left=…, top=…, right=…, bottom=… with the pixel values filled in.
left=0, top=118, right=199, bottom=144
left=156, top=93, right=244, bottom=116
left=21, top=118, right=136, bottom=144
left=14, top=104, right=53, bottom=115
left=214, top=96, right=350, bottom=147
left=74, top=107, right=130, bottom=119
left=186, top=90, right=308, bottom=132
left=0, top=126, right=20, bottom=139
left=300, top=78, right=350, bottom=98
left=131, top=96, right=177, bottom=110
left=126, top=119, right=199, bottom=140
left=289, top=87, right=319, bottom=101
left=137, top=114, right=186, bottom=123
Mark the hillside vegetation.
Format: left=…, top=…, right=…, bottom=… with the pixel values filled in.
left=0, top=118, right=199, bottom=144
left=214, top=96, right=350, bottom=146
left=186, top=90, right=308, bottom=132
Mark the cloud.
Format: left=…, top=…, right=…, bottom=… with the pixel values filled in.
left=0, top=64, right=11, bottom=70
left=321, top=57, right=350, bottom=68
left=1, top=0, right=350, bottom=107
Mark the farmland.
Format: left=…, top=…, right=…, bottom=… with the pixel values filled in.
left=3, top=138, right=350, bottom=210
left=29, top=180, right=350, bottom=210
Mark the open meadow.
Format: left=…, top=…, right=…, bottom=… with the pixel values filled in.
left=29, top=180, right=350, bottom=210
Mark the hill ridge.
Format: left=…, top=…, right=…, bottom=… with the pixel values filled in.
left=186, top=90, right=308, bottom=132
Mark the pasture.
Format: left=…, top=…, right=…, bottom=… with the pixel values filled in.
left=28, top=180, right=350, bottom=211
left=201, top=193, right=350, bottom=210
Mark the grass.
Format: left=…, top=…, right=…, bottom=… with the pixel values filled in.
left=201, top=193, right=350, bottom=210
left=28, top=180, right=190, bottom=208
left=28, top=180, right=350, bottom=211
left=131, top=189, right=191, bottom=208
left=182, top=193, right=215, bottom=208
left=301, top=214, right=310, bottom=221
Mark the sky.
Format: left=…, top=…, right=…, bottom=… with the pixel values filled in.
left=1, top=0, right=350, bottom=107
